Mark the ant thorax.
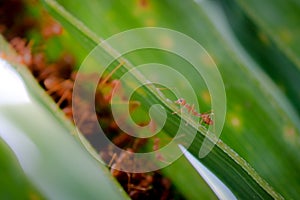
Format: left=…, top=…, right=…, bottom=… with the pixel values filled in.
left=173, top=98, right=213, bottom=126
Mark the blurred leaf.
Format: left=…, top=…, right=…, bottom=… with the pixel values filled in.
left=0, top=138, right=43, bottom=199
left=217, top=0, right=300, bottom=117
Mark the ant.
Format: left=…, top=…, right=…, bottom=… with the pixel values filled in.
left=153, top=138, right=165, bottom=162
left=44, top=76, right=73, bottom=106
left=152, top=137, right=182, bottom=164
left=174, top=98, right=214, bottom=126
left=0, top=37, right=33, bottom=66
left=43, top=61, right=125, bottom=111
left=41, top=16, right=63, bottom=39
left=109, top=149, right=152, bottom=194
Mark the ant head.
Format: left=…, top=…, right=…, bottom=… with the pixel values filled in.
left=175, top=98, right=185, bottom=105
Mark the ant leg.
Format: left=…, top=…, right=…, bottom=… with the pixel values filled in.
left=153, top=138, right=160, bottom=151
left=108, top=153, right=117, bottom=167
left=127, top=172, right=132, bottom=192
left=149, top=119, right=157, bottom=133
left=56, top=91, right=69, bottom=106
left=201, top=110, right=213, bottom=115
left=110, top=100, right=141, bottom=113
left=152, top=138, right=171, bottom=164
left=208, top=112, right=215, bottom=134
left=199, top=118, right=203, bottom=126
left=45, top=81, right=61, bottom=95
left=75, top=111, right=90, bottom=129
left=172, top=107, right=182, bottom=115
left=153, top=138, right=163, bottom=161
left=99, top=61, right=125, bottom=87
left=45, top=78, right=72, bottom=95
left=102, top=79, right=121, bottom=102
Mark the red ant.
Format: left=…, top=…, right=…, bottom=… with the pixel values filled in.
left=174, top=98, right=214, bottom=126
left=41, top=16, right=63, bottom=39
left=1, top=37, right=33, bottom=66
left=44, top=76, right=73, bottom=107
left=152, top=137, right=177, bottom=164
left=109, top=149, right=152, bottom=194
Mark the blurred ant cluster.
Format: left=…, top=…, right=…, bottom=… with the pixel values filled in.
left=0, top=0, right=178, bottom=199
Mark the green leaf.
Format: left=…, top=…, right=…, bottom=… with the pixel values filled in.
left=161, top=155, right=218, bottom=200
left=0, top=138, right=43, bottom=199
left=209, top=1, right=300, bottom=198
left=0, top=35, right=129, bottom=200
left=39, top=0, right=300, bottom=199
left=217, top=0, right=300, bottom=117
